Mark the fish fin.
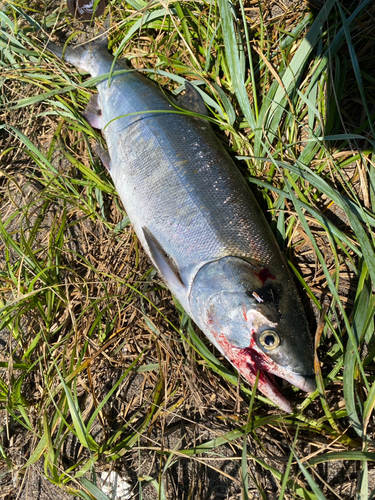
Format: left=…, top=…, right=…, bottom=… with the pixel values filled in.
left=47, top=42, right=65, bottom=60
left=94, top=143, right=111, bottom=171
left=47, top=41, right=92, bottom=71
left=83, top=94, right=103, bottom=129
left=47, top=31, right=108, bottom=72
left=142, top=227, right=186, bottom=293
left=177, top=82, right=208, bottom=117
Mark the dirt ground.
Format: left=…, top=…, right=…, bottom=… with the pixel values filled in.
left=1, top=0, right=375, bottom=499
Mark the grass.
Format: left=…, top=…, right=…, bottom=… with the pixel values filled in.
left=1, top=0, right=375, bottom=498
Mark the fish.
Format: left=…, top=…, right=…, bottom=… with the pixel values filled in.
left=47, top=37, right=316, bottom=412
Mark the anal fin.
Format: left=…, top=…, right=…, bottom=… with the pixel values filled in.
left=94, top=143, right=111, bottom=171
left=142, top=227, right=186, bottom=295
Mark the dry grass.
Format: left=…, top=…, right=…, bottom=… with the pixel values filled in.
left=1, top=0, right=375, bottom=499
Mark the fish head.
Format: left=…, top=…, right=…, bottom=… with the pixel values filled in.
left=189, top=256, right=316, bottom=412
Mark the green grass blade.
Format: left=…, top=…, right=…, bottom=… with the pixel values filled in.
left=80, top=478, right=111, bottom=500
left=263, top=0, right=335, bottom=146
left=217, top=0, right=256, bottom=130
left=337, top=2, right=375, bottom=140
left=294, top=454, right=327, bottom=500
left=279, top=428, right=299, bottom=500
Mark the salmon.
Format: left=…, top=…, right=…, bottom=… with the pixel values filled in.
left=48, top=38, right=316, bottom=411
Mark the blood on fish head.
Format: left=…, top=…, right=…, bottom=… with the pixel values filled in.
left=254, top=267, right=276, bottom=285
left=189, top=256, right=316, bottom=411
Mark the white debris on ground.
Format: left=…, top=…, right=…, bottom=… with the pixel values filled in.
left=100, top=471, right=133, bottom=500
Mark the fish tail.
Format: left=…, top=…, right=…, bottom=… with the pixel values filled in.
left=47, top=33, right=108, bottom=72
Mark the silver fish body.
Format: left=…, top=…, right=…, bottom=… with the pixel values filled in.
left=49, top=40, right=316, bottom=411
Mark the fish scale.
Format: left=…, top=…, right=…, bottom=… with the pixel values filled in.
left=48, top=39, right=316, bottom=412
left=93, top=58, right=278, bottom=276
left=109, top=108, right=279, bottom=282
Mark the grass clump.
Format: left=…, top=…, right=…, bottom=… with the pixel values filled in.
left=1, top=0, right=375, bottom=498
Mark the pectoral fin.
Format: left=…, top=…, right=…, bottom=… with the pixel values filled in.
left=142, top=227, right=186, bottom=294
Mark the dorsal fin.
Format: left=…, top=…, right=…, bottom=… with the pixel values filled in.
left=142, top=227, right=186, bottom=294
left=177, top=82, right=208, bottom=116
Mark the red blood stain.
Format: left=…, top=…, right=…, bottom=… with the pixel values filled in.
left=242, top=306, right=247, bottom=321
left=206, top=312, right=214, bottom=326
left=206, top=323, right=288, bottom=409
left=255, top=267, right=276, bottom=285
left=243, top=347, right=269, bottom=372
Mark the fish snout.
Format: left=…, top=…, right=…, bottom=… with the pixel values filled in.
left=300, top=374, right=317, bottom=393
left=288, top=371, right=317, bottom=393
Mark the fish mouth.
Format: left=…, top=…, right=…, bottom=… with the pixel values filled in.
left=215, top=338, right=315, bottom=412
left=242, top=346, right=316, bottom=412
left=250, top=365, right=293, bottom=413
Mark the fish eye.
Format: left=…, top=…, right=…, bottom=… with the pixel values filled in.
left=259, top=330, right=280, bottom=350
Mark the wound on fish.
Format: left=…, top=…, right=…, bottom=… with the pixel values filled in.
left=255, top=267, right=276, bottom=285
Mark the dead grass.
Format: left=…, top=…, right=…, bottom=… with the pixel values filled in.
left=1, top=0, right=375, bottom=499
